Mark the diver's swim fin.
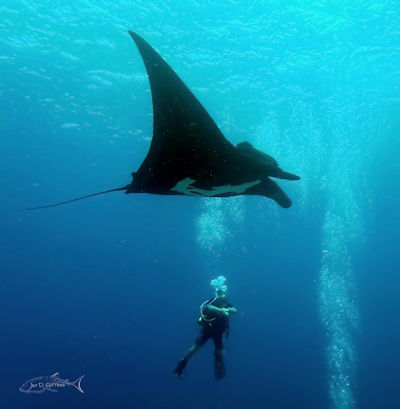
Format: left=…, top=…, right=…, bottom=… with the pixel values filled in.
left=214, top=356, right=226, bottom=380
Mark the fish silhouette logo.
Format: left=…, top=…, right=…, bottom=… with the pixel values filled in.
left=19, top=372, right=85, bottom=394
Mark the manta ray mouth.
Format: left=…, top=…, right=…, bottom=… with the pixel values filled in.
left=171, top=177, right=261, bottom=197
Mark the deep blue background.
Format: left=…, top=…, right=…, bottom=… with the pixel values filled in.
left=1, top=1, right=399, bottom=408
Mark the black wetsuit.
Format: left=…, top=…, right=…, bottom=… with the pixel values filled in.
left=196, top=297, right=233, bottom=350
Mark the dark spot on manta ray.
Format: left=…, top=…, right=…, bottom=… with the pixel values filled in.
left=22, top=31, right=300, bottom=211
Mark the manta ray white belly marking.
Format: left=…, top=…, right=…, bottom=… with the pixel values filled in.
left=171, top=177, right=260, bottom=196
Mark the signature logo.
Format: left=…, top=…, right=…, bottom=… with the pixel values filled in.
left=19, top=372, right=85, bottom=394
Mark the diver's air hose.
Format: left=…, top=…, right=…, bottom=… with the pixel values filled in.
left=200, top=297, right=217, bottom=322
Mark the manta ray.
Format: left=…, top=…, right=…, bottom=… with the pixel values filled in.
left=24, top=31, right=300, bottom=211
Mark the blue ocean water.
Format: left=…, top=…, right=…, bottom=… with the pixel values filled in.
left=1, top=1, right=399, bottom=408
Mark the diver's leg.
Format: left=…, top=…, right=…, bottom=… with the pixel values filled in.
left=184, top=342, right=202, bottom=359
left=173, top=345, right=199, bottom=379
left=213, top=332, right=226, bottom=380
left=173, top=328, right=209, bottom=379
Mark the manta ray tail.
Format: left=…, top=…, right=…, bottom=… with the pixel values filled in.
left=21, top=186, right=128, bottom=211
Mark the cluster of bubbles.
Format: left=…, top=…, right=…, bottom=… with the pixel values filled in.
left=319, top=226, right=359, bottom=408
left=319, top=158, right=361, bottom=409
left=210, top=275, right=227, bottom=294
left=255, top=102, right=322, bottom=209
left=196, top=197, right=245, bottom=255
left=196, top=198, right=226, bottom=253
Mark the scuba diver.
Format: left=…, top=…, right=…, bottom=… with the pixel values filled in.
left=173, top=276, right=237, bottom=380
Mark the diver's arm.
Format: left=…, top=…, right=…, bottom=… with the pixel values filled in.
left=207, top=305, right=237, bottom=316
left=207, top=305, right=229, bottom=317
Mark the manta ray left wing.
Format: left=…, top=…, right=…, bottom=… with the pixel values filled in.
left=128, top=31, right=233, bottom=158
left=127, top=31, right=237, bottom=192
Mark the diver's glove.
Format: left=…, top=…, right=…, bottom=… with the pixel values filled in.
left=220, top=307, right=230, bottom=317
left=225, top=328, right=230, bottom=339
